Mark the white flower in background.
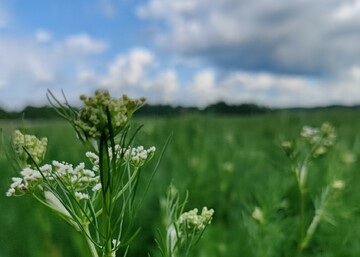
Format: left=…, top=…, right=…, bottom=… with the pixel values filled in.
left=75, top=191, right=90, bottom=200
left=123, top=145, right=156, bottom=167
left=301, top=126, right=320, bottom=141
left=252, top=206, right=265, bottom=224
left=301, top=123, right=336, bottom=157
left=332, top=180, right=345, bottom=190
left=87, top=144, right=156, bottom=168
left=177, top=206, right=214, bottom=233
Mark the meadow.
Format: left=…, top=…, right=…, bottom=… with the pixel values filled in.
left=1, top=108, right=360, bottom=257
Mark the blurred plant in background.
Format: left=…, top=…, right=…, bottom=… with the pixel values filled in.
left=245, top=122, right=348, bottom=257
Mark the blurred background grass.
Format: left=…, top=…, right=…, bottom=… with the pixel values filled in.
left=1, top=109, right=360, bottom=257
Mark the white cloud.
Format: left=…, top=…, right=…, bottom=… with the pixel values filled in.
left=333, top=0, right=360, bottom=21
left=106, top=48, right=154, bottom=86
left=0, top=33, right=110, bottom=109
left=137, top=0, right=267, bottom=50
left=35, top=29, right=53, bottom=43
left=137, top=0, right=197, bottom=18
left=77, top=48, right=180, bottom=103
left=0, top=39, right=55, bottom=84
left=80, top=48, right=155, bottom=89
left=0, top=33, right=108, bottom=87
left=186, top=69, right=220, bottom=106
left=61, top=34, right=108, bottom=55
left=0, top=3, right=9, bottom=28
left=0, top=79, right=5, bottom=89
left=27, top=57, right=54, bottom=82
left=143, top=69, right=179, bottom=104
left=174, top=68, right=360, bottom=108
left=75, top=45, right=360, bottom=108
left=350, top=66, right=360, bottom=80
left=1, top=30, right=359, bottom=110
left=76, top=48, right=249, bottom=107
left=99, top=0, right=116, bottom=17
left=220, top=72, right=320, bottom=107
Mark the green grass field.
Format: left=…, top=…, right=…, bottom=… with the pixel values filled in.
left=1, top=109, right=360, bottom=257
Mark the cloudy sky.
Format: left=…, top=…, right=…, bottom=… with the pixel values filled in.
left=1, top=0, right=360, bottom=110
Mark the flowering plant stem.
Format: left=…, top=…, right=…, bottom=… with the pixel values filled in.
left=156, top=185, right=214, bottom=257
left=5, top=90, right=214, bottom=257
left=99, top=134, right=113, bottom=257
left=5, top=91, right=159, bottom=257
left=85, top=226, right=100, bottom=257
left=300, top=187, right=330, bottom=250
left=293, top=157, right=309, bottom=257
left=285, top=123, right=338, bottom=257
left=295, top=176, right=306, bottom=257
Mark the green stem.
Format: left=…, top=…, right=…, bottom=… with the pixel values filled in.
left=85, top=226, right=99, bottom=257
left=301, top=210, right=322, bottom=250
left=301, top=187, right=330, bottom=250
left=102, top=192, right=112, bottom=256
left=294, top=154, right=311, bottom=257
left=297, top=184, right=305, bottom=257
left=99, top=134, right=113, bottom=256
left=102, top=252, right=113, bottom=257
left=293, top=167, right=306, bottom=257
left=95, top=167, right=139, bottom=218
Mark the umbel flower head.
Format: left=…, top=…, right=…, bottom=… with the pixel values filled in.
left=13, top=130, right=47, bottom=167
left=301, top=122, right=336, bottom=157
left=7, top=90, right=161, bottom=257
left=177, top=207, right=214, bottom=234
left=74, top=91, right=145, bottom=139
left=6, top=151, right=102, bottom=198
left=6, top=136, right=155, bottom=198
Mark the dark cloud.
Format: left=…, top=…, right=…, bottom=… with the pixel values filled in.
left=138, top=0, right=360, bottom=76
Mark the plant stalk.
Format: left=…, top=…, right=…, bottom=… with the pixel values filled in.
left=297, top=184, right=306, bottom=257
left=85, top=226, right=99, bottom=257
left=294, top=165, right=306, bottom=257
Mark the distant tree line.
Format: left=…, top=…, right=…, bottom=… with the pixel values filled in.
left=202, top=102, right=270, bottom=115
left=136, top=102, right=271, bottom=116
left=0, top=106, right=63, bottom=120
left=0, top=102, right=358, bottom=120
left=0, top=102, right=273, bottom=120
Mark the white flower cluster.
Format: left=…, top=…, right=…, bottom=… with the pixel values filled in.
left=6, top=156, right=101, bottom=199
left=301, top=126, right=320, bottom=142
left=301, top=122, right=336, bottom=157
left=6, top=177, right=26, bottom=197
left=177, top=207, right=214, bottom=233
left=52, top=161, right=101, bottom=199
left=75, top=191, right=90, bottom=200
left=87, top=144, right=156, bottom=168
left=86, top=151, right=99, bottom=171
left=301, top=123, right=336, bottom=145
left=7, top=143, right=155, bottom=198
left=6, top=164, right=51, bottom=197
left=13, top=130, right=48, bottom=166
left=123, top=145, right=156, bottom=167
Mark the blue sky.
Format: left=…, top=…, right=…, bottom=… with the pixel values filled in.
left=1, top=0, right=360, bottom=110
